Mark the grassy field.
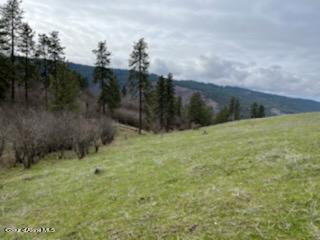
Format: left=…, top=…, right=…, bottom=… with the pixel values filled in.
left=1, top=113, right=320, bottom=239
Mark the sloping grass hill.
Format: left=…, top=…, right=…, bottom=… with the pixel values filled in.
left=1, top=113, right=320, bottom=239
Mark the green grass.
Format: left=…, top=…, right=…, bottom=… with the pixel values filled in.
left=1, top=113, right=320, bottom=239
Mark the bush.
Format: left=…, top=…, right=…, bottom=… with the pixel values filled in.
left=0, top=107, right=115, bottom=168
left=9, top=109, right=41, bottom=168
left=73, top=117, right=99, bottom=159
left=99, top=117, right=115, bottom=145
left=113, top=108, right=142, bottom=129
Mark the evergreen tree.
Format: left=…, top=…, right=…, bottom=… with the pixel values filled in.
left=143, top=85, right=156, bottom=131
left=155, top=75, right=166, bottom=130
left=165, top=73, right=175, bottom=131
left=48, top=31, right=65, bottom=80
left=258, top=104, right=265, bottom=118
left=228, top=96, right=236, bottom=121
left=227, top=97, right=241, bottom=121
left=102, top=76, right=121, bottom=114
left=0, top=19, right=9, bottom=100
left=0, top=55, right=9, bottom=100
left=188, top=92, right=212, bottom=126
left=175, top=96, right=182, bottom=117
left=188, top=92, right=203, bottom=124
left=48, top=31, right=64, bottom=106
left=77, top=74, right=88, bottom=90
left=50, top=63, right=80, bottom=111
left=234, top=99, right=241, bottom=120
left=0, top=0, right=24, bottom=102
left=35, top=33, right=50, bottom=108
left=215, top=106, right=230, bottom=124
left=18, top=22, right=34, bottom=105
left=0, top=18, right=8, bottom=52
left=128, top=38, right=150, bottom=134
left=250, top=102, right=259, bottom=118
left=92, top=41, right=113, bottom=114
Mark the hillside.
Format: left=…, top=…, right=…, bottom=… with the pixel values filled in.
left=1, top=113, right=320, bottom=239
left=69, top=63, right=320, bottom=116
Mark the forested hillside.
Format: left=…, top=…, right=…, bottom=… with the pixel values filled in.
left=69, top=63, right=320, bottom=117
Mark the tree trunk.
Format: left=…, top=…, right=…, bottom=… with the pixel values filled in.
left=11, top=17, right=15, bottom=102
left=10, top=57, right=15, bottom=102
left=102, top=103, right=106, bottom=114
left=11, top=77, right=15, bottom=102
left=25, top=56, right=29, bottom=107
left=44, top=60, right=48, bottom=109
left=139, top=82, right=142, bottom=135
left=45, top=87, right=48, bottom=109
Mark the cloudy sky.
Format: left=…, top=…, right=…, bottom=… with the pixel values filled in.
left=13, top=0, right=320, bottom=100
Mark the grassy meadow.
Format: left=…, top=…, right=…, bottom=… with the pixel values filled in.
left=1, top=113, right=320, bottom=239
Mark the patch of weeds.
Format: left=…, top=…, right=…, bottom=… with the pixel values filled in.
left=164, top=178, right=179, bottom=185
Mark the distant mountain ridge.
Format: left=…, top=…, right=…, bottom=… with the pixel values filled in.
left=68, top=63, right=320, bottom=117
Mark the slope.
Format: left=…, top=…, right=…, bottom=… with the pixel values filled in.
left=1, top=113, right=320, bottom=239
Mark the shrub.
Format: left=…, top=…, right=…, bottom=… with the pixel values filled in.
left=73, top=117, right=98, bottom=159
left=113, top=108, right=141, bottom=129
left=0, top=107, right=115, bottom=168
left=9, top=109, right=40, bottom=168
left=99, top=117, right=115, bottom=145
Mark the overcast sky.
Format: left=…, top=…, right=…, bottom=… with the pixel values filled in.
left=11, top=0, right=320, bottom=100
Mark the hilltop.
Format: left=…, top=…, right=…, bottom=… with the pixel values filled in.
left=69, top=63, right=320, bottom=117
left=1, top=113, right=320, bottom=239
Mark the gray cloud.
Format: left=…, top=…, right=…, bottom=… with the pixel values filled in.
left=153, top=55, right=320, bottom=100
left=15, top=0, right=320, bottom=100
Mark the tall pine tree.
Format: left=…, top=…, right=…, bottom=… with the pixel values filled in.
left=228, top=97, right=241, bottom=121
left=250, top=102, right=259, bottom=118
left=0, top=0, right=23, bottom=102
left=48, top=31, right=65, bottom=107
left=18, top=22, right=35, bottom=105
left=234, top=99, right=241, bottom=120
left=155, top=75, right=166, bottom=130
left=228, top=97, right=236, bottom=121
left=0, top=19, right=9, bottom=100
left=165, top=73, right=175, bottom=131
left=128, top=38, right=150, bottom=134
left=92, top=41, right=113, bottom=114
left=0, top=18, right=8, bottom=51
left=36, top=33, right=50, bottom=108
left=48, top=31, right=64, bottom=80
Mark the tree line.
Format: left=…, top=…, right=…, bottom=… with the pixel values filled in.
left=93, top=37, right=266, bottom=133
left=0, top=0, right=84, bottom=110
left=0, top=0, right=114, bottom=169
left=0, top=0, right=266, bottom=135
